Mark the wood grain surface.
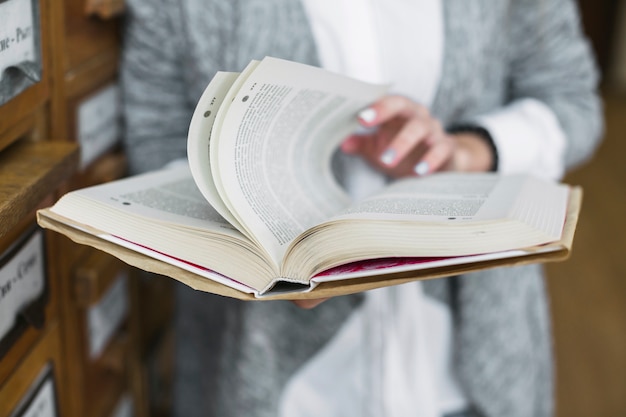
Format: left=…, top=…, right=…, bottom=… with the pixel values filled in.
left=547, top=93, right=626, bottom=417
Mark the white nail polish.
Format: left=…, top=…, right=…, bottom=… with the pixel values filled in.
left=381, top=149, right=396, bottom=165
left=358, top=108, right=376, bottom=123
left=414, top=161, right=429, bottom=176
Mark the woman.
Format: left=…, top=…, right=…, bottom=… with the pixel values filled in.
left=120, top=1, right=602, bottom=416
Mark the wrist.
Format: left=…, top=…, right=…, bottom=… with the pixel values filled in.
left=447, top=124, right=498, bottom=172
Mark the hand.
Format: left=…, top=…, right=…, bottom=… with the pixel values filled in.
left=341, top=96, right=494, bottom=177
left=291, top=298, right=328, bottom=309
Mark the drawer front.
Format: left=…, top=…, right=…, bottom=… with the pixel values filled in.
left=144, top=326, right=174, bottom=417
left=0, top=323, right=66, bottom=417
left=61, top=251, right=132, bottom=417
left=4, top=365, right=59, bottom=417
left=76, top=82, right=121, bottom=169
left=135, top=271, right=174, bottom=354
left=0, top=224, right=50, bottom=381
left=85, top=271, right=129, bottom=359
left=63, top=0, right=121, bottom=70
left=0, top=229, right=46, bottom=345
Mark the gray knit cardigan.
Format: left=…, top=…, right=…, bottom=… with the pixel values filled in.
left=120, top=1, right=602, bottom=416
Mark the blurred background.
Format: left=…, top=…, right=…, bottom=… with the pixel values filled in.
left=0, top=1, right=624, bottom=416
left=546, top=1, right=626, bottom=416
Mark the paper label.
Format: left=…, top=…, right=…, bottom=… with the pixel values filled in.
left=0, top=0, right=36, bottom=71
left=77, top=83, right=121, bottom=168
left=9, top=365, right=58, bottom=417
left=0, top=231, right=45, bottom=341
left=0, top=0, right=40, bottom=105
left=87, top=271, right=128, bottom=359
left=110, top=394, right=133, bottom=417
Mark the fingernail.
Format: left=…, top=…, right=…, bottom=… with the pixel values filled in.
left=414, top=161, right=429, bottom=176
left=358, top=108, right=377, bottom=124
left=381, top=149, right=396, bottom=165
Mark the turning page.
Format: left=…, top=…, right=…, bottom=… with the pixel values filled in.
left=188, top=71, right=242, bottom=231
left=213, top=57, right=388, bottom=264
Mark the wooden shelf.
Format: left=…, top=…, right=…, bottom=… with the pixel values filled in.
left=0, top=140, right=79, bottom=239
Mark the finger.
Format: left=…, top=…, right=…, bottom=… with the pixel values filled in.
left=379, top=117, right=430, bottom=167
left=358, top=96, right=428, bottom=127
left=291, top=298, right=329, bottom=309
left=413, top=136, right=455, bottom=175
left=341, top=134, right=374, bottom=154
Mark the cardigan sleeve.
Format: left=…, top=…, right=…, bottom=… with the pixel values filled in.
left=469, top=0, right=603, bottom=178
left=506, top=0, right=602, bottom=172
left=120, top=0, right=193, bottom=175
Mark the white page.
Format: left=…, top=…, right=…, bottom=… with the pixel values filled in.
left=215, top=57, right=388, bottom=264
left=188, top=71, right=243, bottom=231
left=334, top=173, right=505, bottom=222
left=50, top=166, right=278, bottom=290
left=210, top=60, right=261, bottom=242
left=51, top=166, right=241, bottom=235
left=331, top=173, right=567, bottom=240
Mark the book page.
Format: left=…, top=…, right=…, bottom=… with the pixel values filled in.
left=334, top=173, right=507, bottom=221
left=187, top=71, right=243, bottom=232
left=49, top=166, right=279, bottom=290
left=332, top=172, right=567, bottom=239
left=214, top=57, right=388, bottom=264
left=209, top=61, right=261, bottom=242
left=51, top=166, right=241, bottom=235
left=281, top=173, right=569, bottom=278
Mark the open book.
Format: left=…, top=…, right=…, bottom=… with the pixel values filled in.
left=37, top=57, right=581, bottom=300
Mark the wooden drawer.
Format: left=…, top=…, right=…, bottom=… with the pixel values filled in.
left=74, top=249, right=128, bottom=311
left=0, top=138, right=79, bottom=239
left=61, top=249, right=132, bottom=417
left=62, top=0, right=122, bottom=72
left=0, top=108, right=46, bottom=153
left=83, top=331, right=131, bottom=417
left=70, top=81, right=123, bottom=171
left=143, top=326, right=174, bottom=417
left=74, top=150, right=127, bottom=188
left=133, top=271, right=174, bottom=356
left=0, top=322, right=66, bottom=417
left=0, top=220, right=55, bottom=386
left=127, top=323, right=173, bottom=417
left=51, top=56, right=122, bottom=165
left=0, top=0, right=51, bottom=140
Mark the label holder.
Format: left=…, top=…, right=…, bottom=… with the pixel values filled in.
left=0, top=226, right=49, bottom=360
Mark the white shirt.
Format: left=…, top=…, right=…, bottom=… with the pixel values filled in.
left=282, top=2, right=460, bottom=417
left=280, top=1, right=569, bottom=416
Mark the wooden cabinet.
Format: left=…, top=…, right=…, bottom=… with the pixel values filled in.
left=54, top=249, right=132, bottom=417
left=0, top=130, right=77, bottom=390
left=1, top=2, right=78, bottom=416
left=1, top=0, right=174, bottom=416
